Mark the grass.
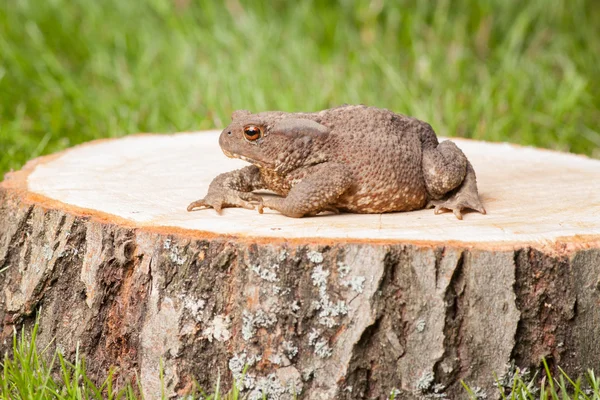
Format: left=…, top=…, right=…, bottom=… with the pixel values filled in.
left=2, top=322, right=600, bottom=399
left=1, top=323, right=140, bottom=400
left=1, top=0, right=599, bottom=176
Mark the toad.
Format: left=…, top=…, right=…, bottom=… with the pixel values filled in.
left=187, top=105, right=485, bottom=219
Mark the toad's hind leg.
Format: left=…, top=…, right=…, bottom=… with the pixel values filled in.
left=422, top=140, right=468, bottom=199
left=427, top=161, right=486, bottom=220
left=422, top=140, right=485, bottom=219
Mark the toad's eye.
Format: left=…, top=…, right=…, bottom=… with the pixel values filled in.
left=243, top=125, right=262, bottom=142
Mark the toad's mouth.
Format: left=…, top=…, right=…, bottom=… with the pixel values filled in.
left=221, top=149, right=274, bottom=168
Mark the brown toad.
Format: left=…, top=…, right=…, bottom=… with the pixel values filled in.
left=187, top=105, right=485, bottom=219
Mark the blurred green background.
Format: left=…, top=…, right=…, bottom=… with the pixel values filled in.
left=1, top=0, right=599, bottom=176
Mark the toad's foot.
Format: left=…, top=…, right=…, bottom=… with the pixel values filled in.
left=187, top=191, right=263, bottom=214
left=427, top=195, right=486, bottom=220
left=427, top=161, right=486, bottom=220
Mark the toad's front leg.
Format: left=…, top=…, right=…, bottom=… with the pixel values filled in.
left=259, top=164, right=353, bottom=218
left=187, top=165, right=266, bottom=213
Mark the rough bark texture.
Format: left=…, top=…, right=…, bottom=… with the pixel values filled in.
left=2, top=188, right=600, bottom=400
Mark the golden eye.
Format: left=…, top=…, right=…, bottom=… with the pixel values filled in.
left=243, top=125, right=262, bottom=142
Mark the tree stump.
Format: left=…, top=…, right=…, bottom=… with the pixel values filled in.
left=1, top=131, right=600, bottom=399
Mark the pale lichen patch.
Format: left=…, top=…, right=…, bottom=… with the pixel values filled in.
left=308, top=328, right=320, bottom=345
left=242, top=310, right=255, bottom=341
left=341, top=275, right=366, bottom=293
left=163, top=238, right=188, bottom=265
left=278, top=250, right=288, bottom=261
left=168, top=244, right=187, bottom=266
left=307, top=328, right=332, bottom=358
left=229, top=351, right=262, bottom=378
left=337, top=261, right=350, bottom=277
left=307, top=250, right=324, bottom=264
left=228, top=352, right=262, bottom=391
left=179, top=293, right=206, bottom=322
left=242, top=309, right=278, bottom=341
left=469, top=387, right=488, bottom=399
left=248, top=374, right=286, bottom=400
left=290, top=301, right=300, bottom=313
left=416, top=370, right=434, bottom=391
left=282, top=340, right=298, bottom=359
left=319, top=316, right=336, bottom=328
left=229, top=353, right=301, bottom=399
left=311, top=264, right=329, bottom=287
left=312, top=338, right=333, bottom=358
left=250, top=264, right=280, bottom=282
left=430, top=384, right=448, bottom=399
left=311, top=263, right=349, bottom=328
left=202, top=314, right=231, bottom=342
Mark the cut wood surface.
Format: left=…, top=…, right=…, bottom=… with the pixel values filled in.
left=1, top=131, right=600, bottom=400
left=16, top=131, right=600, bottom=247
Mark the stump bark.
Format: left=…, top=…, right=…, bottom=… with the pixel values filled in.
left=1, top=131, right=600, bottom=399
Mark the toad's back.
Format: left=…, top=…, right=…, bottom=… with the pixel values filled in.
left=315, top=105, right=420, bottom=135
left=311, top=105, right=433, bottom=213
